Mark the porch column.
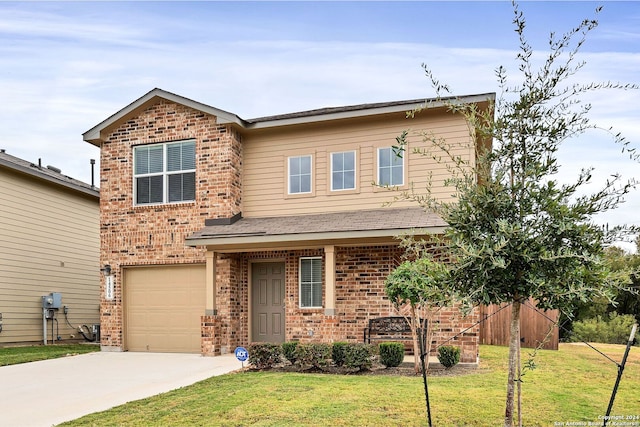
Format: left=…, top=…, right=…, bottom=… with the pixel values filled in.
left=205, top=251, right=217, bottom=315
left=324, top=245, right=336, bottom=315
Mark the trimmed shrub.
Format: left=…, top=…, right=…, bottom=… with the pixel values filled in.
left=571, top=313, right=638, bottom=344
left=248, top=343, right=282, bottom=369
left=281, top=341, right=299, bottom=364
left=437, top=345, right=460, bottom=369
left=294, top=343, right=331, bottom=369
left=343, top=343, right=374, bottom=371
left=379, top=342, right=405, bottom=368
left=332, top=342, right=349, bottom=367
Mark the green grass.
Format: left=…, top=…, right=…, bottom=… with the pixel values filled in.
left=0, top=344, right=100, bottom=366
left=59, top=343, right=640, bottom=426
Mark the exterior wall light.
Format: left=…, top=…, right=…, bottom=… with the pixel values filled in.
left=102, top=264, right=111, bottom=276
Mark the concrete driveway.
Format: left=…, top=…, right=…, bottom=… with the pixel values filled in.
left=0, top=351, right=240, bottom=427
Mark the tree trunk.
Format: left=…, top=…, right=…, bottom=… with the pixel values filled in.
left=410, top=304, right=422, bottom=373
left=504, top=298, right=521, bottom=427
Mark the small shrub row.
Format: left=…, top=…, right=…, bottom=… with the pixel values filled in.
left=247, top=341, right=377, bottom=371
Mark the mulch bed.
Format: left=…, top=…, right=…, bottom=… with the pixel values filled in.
left=249, top=360, right=478, bottom=377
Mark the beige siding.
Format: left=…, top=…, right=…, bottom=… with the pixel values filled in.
left=0, top=170, right=99, bottom=344
left=242, top=110, right=474, bottom=217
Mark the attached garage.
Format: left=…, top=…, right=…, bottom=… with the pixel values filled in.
left=124, top=265, right=205, bottom=353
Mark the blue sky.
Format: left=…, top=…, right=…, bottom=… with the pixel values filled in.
left=1, top=1, right=639, bottom=248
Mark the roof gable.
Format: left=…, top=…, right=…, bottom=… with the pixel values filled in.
left=82, top=88, right=246, bottom=146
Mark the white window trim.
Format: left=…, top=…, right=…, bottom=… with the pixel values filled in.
left=330, top=150, right=357, bottom=192
left=299, top=256, right=323, bottom=309
left=287, top=154, right=313, bottom=195
left=377, top=146, right=405, bottom=187
left=133, top=139, right=196, bottom=206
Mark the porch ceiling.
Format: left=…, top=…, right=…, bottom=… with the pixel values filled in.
left=185, top=207, right=446, bottom=253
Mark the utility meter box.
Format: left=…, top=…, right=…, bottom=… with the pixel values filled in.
left=42, top=292, right=62, bottom=309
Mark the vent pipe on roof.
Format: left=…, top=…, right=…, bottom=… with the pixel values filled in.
left=90, top=159, right=95, bottom=188
left=38, top=158, right=42, bottom=167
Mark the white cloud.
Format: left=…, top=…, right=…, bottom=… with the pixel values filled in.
left=0, top=2, right=638, bottom=240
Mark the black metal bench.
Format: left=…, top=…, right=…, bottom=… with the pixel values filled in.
left=363, top=317, right=414, bottom=351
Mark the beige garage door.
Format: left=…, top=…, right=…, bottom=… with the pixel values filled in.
left=124, top=265, right=205, bottom=353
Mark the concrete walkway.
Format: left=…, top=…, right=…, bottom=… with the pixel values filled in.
left=0, top=351, right=240, bottom=427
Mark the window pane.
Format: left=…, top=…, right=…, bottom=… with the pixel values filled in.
left=332, top=171, right=343, bottom=190
left=300, top=156, right=311, bottom=174
left=168, top=172, right=195, bottom=202
left=182, top=141, right=196, bottom=170
left=168, top=174, right=182, bottom=202
left=379, top=148, right=390, bottom=168
left=289, top=176, right=300, bottom=194
left=136, top=177, right=150, bottom=204
left=167, top=141, right=195, bottom=172
left=167, top=144, right=181, bottom=172
left=379, top=167, right=391, bottom=186
left=391, top=150, right=403, bottom=166
left=182, top=172, right=195, bottom=200
left=332, top=152, right=343, bottom=171
left=312, top=284, right=322, bottom=307
left=392, top=164, right=403, bottom=186
left=289, top=157, right=300, bottom=175
left=135, top=146, right=163, bottom=174
left=344, top=171, right=355, bottom=189
left=344, top=151, right=355, bottom=170
left=300, top=174, right=311, bottom=193
left=136, top=175, right=163, bottom=204
left=149, top=175, right=163, bottom=203
left=300, top=283, right=312, bottom=307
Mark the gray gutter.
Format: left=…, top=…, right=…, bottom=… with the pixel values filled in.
left=185, top=226, right=446, bottom=248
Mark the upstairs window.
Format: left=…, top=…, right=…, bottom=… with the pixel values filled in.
left=378, top=147, right=404, bottom=187
left=288, top=155, right=312, bottom=194
left=331, top=151, right=356, bottom=191
left=134, top=140, right=196, bottom=205
left=300, top=257, right=322, bottom=308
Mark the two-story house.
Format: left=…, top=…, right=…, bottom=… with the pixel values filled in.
left=83, top=88, right=494, bottom=362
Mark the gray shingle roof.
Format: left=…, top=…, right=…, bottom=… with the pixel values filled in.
left=0, top=149, right=99, bottom=198
left=187, top=207, right=446, bottom=242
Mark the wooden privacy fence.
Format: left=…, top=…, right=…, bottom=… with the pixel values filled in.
left=479, top=299, right=559, bottom=350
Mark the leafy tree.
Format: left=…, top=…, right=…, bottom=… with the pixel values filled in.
left=602, top=245, right=640, bottom=322
left=395, top=2, right=638, bottom=426
left=384, top=255, right=451, bottom=373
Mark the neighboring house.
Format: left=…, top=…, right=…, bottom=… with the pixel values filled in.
left=83, top=88, right=494, bottom=363
left=0, top=150, right=100, bottom=345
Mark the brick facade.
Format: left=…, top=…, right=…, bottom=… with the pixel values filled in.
left=209, top=247, right=478, bottom=363
left=99, top=100, right=242, bottom=349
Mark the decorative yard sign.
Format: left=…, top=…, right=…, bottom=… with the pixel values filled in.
left=235, top=346, right=249, bottom=368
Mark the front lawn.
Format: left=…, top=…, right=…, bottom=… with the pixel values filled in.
left=0, top=344, right=99, bottom=366
left=60, top=343, right=639, bottom=426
